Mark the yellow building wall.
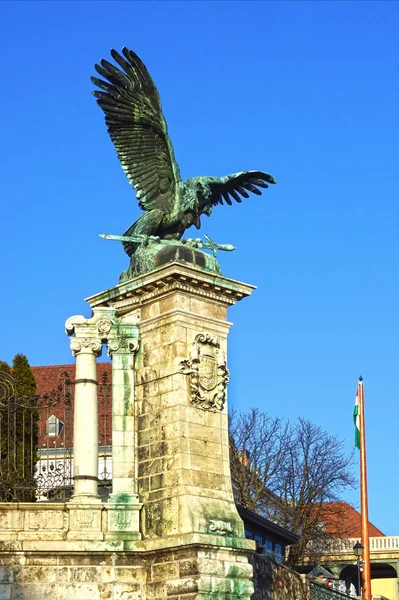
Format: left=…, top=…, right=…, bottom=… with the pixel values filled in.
left=371, top=577, right=398, bottom=600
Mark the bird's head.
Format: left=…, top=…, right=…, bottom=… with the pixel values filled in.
left=183, top=177, right=213, bottom=229
left=193, top=178, right=213, bottom=218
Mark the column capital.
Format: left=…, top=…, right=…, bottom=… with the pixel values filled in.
left=65, top=307, right=117, bottom=339
left=107, top=337, right=139, bottom=357
left=66, top=308, right=119, bottom=359
left=70, top=337, right=102, bottom=357
left=66, top=309, right=140, bottom=356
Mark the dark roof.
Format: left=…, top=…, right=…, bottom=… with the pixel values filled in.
left=236, top=504, right=299, bottom=545
left=307, top=565, right=334, bottom=579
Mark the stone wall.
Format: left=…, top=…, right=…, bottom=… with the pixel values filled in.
left=0, top=505, right=307, bottom=600
left=0, top=543, right=254, bottom=600
left=249, top=553, right=310, bottom=600
left=0, top=498, right=254, bottom=599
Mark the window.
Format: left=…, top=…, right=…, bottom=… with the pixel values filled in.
left=255, top=535, right=263, bottom=547
left=46, top=415, right=64, bottom=437
left=244, top=529, right=254, bottom=540
left=265, top=540, right=273, bottom=555
left=274, top=543, right=283, bottom=563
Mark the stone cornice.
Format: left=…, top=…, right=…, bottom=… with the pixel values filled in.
left=138, top=309, right=233, bottom=334
left=86, top=263, right=255, bottom=313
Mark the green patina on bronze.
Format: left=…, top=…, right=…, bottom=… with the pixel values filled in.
left=118, top=239, right=223, bottom=281
left=91, top=47, right=276, bottom=279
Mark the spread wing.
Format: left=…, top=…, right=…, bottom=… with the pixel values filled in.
left=209, top=171, right=276, bottom=206
left=91, top=47, right=181, bottom=212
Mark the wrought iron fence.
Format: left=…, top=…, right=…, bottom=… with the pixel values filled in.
left=0, top=369, right=112, bottom=502
left=310, top=582, right=350, bottom=599
left=98, top=371, right=112, bottom=500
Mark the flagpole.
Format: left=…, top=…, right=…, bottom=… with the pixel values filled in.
left=358, top=376, right=371, bottom=600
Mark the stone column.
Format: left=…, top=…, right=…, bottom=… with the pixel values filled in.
left=69, top=336, right=102, bottom=501
left=66, top=310, right=115, bottom=503
left=106, top=317, right=142, bottom=540
left=108, top=334, right=139, bottom=501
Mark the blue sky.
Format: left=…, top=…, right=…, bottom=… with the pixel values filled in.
left=1, top=1, right=398, bottom=534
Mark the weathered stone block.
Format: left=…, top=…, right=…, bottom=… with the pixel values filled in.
left=145, top=581, right=167, bottom=599
left=98, top=583, right=113, bottom=599
left=69, top=566, right=102, bottom=582
left=0, top=583, right=11, bottom=600
left=138, top=427, right=159, bottom=447
left=178, top=559, right=199, bottom=577
left=138, top=477, right=150, bottom=493
left=0, top=567, right=12, bottom=584
left=113, top=582, right=142, bottom=600
left=158, top=389, right=188, bottom=408
left=144, top=497, right=179, bottom=537
left=197, top=559, right=225, bottom=578
left=188, top=423, right=224, bottom=444
left=13, top=583, right=58, bottom=600
left=20, top=566, right=59, bottom=583
left=166, top=576, right=199, bottom=596
left=0, top=508, right=23, bottom=531
left=114, top=567, right=146, bottom=583
left=191, top=454, right=224, bottom=474
left=151, top=561, right=180, bottom=580
left=57, top=583, right=101, bottom=600
left=191, top=470, right=226, bottom=490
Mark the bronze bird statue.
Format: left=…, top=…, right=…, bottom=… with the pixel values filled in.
left=91, top=47, right=276, bottom=259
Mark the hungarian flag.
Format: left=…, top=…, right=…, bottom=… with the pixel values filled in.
left=354, top=387, right=360, bottom=450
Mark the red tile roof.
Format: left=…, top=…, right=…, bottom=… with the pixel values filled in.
left=32, top=363, right=112, bottom=397
left=318, top=502, right=384, bottom=538
left=32, top=363, right=112, bottom=449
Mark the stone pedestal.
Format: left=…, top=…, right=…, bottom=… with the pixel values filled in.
left=86, top=261, right=256, bottom=599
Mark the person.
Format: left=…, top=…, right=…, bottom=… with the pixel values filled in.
left=314, top=575, right=326, bottom=586
left=338, top=580, right=347, bottom=594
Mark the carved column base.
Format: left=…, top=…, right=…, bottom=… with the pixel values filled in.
left=66, top=504, right=103, bottom=541
left=105, top=499, right=142, bottom=541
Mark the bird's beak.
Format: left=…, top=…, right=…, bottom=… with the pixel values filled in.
left=194, top=216, right=201, bottom=229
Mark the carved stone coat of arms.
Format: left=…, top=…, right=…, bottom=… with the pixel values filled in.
left=180, top=333, right=230, bottom=411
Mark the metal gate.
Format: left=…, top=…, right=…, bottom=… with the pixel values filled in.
left=0, top=369, right=112, bottom=502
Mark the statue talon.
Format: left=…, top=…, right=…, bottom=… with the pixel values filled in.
left=148, top=235, right=161, bottom=244
left=183, top=238, right=198, bottom=248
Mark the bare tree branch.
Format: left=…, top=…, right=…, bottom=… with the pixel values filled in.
left=229, top=409, right=355, bottom=566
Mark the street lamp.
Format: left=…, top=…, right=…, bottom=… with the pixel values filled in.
left=353, top=541, right=364, bottom=597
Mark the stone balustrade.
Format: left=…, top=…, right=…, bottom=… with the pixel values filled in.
left=328, top=536, right=399, bottom=554
left=0, top=502, right=141, bottom=551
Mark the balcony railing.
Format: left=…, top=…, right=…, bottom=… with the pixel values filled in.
left=331, top=536, right=399, bottom=554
